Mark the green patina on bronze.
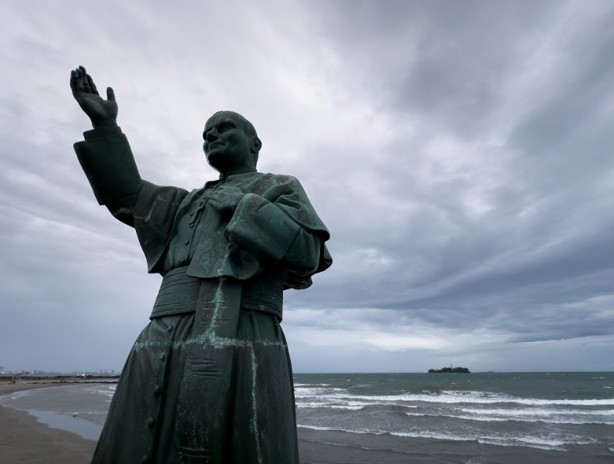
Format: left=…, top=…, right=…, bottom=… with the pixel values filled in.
left=70, top=66, right=332, bottom=464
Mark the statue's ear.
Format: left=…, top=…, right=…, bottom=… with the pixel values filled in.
left=252, top=137, right=262, bottom=154
left=252, top=137, right=262, bottom=167
left=251, top=137, right=262, bottom=166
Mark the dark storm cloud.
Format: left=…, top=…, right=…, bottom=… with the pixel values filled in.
left=279, top=0, right=614, bottom=371
left=313, top=0, right=554, bottom=135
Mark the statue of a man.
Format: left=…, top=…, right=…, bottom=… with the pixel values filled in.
left=70, top=66, right=331, bottom=464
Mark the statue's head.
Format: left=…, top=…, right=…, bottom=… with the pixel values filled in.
left=203, top=111, right=262, bottom=174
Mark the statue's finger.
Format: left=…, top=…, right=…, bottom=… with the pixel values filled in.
left=70, top=70, right=80, bottom=94
left=106, top=87, right=115, bottom=102
left=87, top=75, right=99, bottom=96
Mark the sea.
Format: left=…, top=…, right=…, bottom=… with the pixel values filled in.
left=294, top=372, right=614, bottom=454
left=1, top=372, right=613, bottom=459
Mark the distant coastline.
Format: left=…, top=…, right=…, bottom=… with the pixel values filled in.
left=428, top=367, right=471, bottom=373
left=0, top=374, right=120, bottom=385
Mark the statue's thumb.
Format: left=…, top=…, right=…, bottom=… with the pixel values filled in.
left=107, top=87, right=116, bottom=101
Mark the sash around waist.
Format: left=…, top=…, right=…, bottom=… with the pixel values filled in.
left=150, top=266, right=283, bottom=320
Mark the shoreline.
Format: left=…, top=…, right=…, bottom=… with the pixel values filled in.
left=1, top=382, right=612, bottom=464
left=0, top=405, right=96, bottom=464
left=0, top=382, right=99, bottom=463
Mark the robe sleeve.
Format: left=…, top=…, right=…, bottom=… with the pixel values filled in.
left=133, top=181, right=188, bottom=273
left=225, top=176, right=332, bottom=289
left=73, top=126, right=142, bottom=209
left=74, top=126, right=188, bottom=272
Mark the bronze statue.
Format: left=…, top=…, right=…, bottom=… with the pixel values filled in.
left=70, top=66, right=332, bottom=464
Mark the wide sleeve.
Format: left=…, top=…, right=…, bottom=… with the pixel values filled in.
left=225, top=175, right=332, bottom=289
left=73, top=126, right=142, bottom=207
left=133, top=181, right=188, bottom=273
left=73, top=126, right=188, bottom=272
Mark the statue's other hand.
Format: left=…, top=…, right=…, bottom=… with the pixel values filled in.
left=70, top=66, right=118, bottom=128
left=208, top=186, right=245, bottom=216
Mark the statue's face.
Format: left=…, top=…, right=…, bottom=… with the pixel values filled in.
left=203, top=112, right=254, bottom=173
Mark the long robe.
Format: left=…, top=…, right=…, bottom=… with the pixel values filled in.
left=74, top=125, right=332, bottom=464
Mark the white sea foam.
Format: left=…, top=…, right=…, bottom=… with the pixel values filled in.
left=453, top=414, right=614, bottom=426
left=94, top=385, right=116, bottom=400
left=294, top=386, right=345, bottom=398
left=459, top=407, right=614, bottom=416
left=476, top=435, right=568, bottom=451
left=297, top=424, right=590, bottom=450
left=2, top=390, right=34, bottom=401
left=294, top=383, right=331, bottom=388
left=297, top=424, right=465, bottom=443
left=298, top=401, right=365, bottom=410
left=403, top=410, right=614, bottom=425
left=438, top=390, right=614, bottom=406
left=450, top=408, right=614, bottom=425
left=295, top=386, right=614, bottom=407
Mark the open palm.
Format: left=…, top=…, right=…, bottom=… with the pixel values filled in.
left=70, top=66, right=118, bottom=127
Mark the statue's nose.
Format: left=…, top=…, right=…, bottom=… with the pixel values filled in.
left=203, top=129, right=220, bottom=142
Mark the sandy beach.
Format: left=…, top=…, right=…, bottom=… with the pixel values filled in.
left=1, top=381, right=611, bottom=464
left=0, top=383, right=96, bottom=464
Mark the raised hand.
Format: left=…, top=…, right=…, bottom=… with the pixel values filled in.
left=70, top=66, right=118, bottom=128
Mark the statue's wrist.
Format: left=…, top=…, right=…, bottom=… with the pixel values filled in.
left=83, top=124, right=122, bottom=140
left=91, top=118, right=118, bottom=129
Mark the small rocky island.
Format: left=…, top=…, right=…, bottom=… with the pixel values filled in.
left=428, top=367, right=471, bottom=373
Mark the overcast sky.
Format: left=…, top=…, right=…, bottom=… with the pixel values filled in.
left=1, top=0, right=613, bottom=374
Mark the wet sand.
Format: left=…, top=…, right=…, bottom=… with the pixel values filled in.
left=1, top=382, right=611, bottom=464
left=0, top=382, right=96, bottom=464
left=0, top=405, right=95, bottom=463
left=0, top=383, right=96, bottom=463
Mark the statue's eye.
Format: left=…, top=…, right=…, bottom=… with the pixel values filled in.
left=219, top=122, right=235, bottom=132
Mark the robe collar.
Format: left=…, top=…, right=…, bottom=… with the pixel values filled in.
left=204, top=168, right=258, bottom=190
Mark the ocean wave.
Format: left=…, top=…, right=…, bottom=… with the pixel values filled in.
left=462, top=415, right=614, bottom=426
left=294, top=383, right=331, bottom=388
left=93, top=385, right=116, bottom=400
left=403, top=411, right=614, bottom=426
left=296, top=424, right=593, bottom=450
left=459, top=407, right=614, bottom=417
left=294, top=387, right=614, bottom=407
left=459, top=408, right=614, bottom=423
left=438, top=390, right=614, bottom=406
left=294, top=386, right=346, bottom=398
left=0, top=390, right=33, bottom=402
left=298, top=401, right=365, bottom=410
left=296, top=397, right=418, bottom=411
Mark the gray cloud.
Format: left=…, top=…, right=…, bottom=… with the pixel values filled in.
left=1, top=0, right=613, bottom=373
